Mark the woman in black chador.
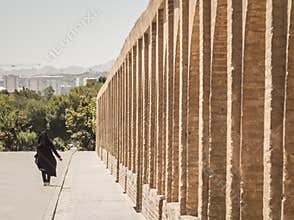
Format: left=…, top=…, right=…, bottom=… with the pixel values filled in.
left=34, top=132, right=62, bottom=186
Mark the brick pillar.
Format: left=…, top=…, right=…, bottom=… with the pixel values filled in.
left=263, top=2, right=287, bottom=219
left=186, top=1, right=200, bottom=216
left=107, top=86, right=109, bottom=162
left=115, top=74, right=118, bottom=160
left=98, top=98, right=101, bottom=154
left=112, top=80, right=114, bottom=158
left=110, top=83, right=113, bottom=159
left=198, top=0, right=211, bottom=218
left=179, top=0, right=189, bottom=215
left=116, top=71, right=119, bottom=162
left=136, top=38, right=143, bottom=212
left=143, top=32, right=150, bottom=185
left=156, top=8, right=164, bottom=195
left=98, top=97, right=101, bottom=156
left=99, top=98, right=102, bottom=156
left=108, top=87, right=110, bottom=158
left=208, top=1, right=227, bottom=219
left=148, top=22, right=157, bottom=189
left=128, top=52, right=133, bottom=170
left=97, top=98, right=99, bottom=154
left=122, top=63, right=125, bottom=167
left=132, top=46, right=137, bottom=173
left=110, top=79, right=113, bottom=158
left=109, top=80, right=112, bottom=158
left=111, top=77, right=114, bottom=158
left=109, top=81, right=112, bottom=159
left=240, top=1, right=266, bottom=219
left=104, top=93, right=106, bottom=155
left=124, top=59, right=128, bottom=167
left=282, top=2, right=294, bottom=219
left=116, top=70, right=121, bottom=182
left=226, top=0, right=242, bottom=219
left=108, top=81, right=111, bottom=163
left=122, top=65, right=125, bottom=165
left=102, top=95, right=104, bottom=156
left=120, top=67, right=123, bottom=164
left=108, top=82, right=110, bottom=158
left=104, top=90, right=107, bottom=158
left=172, top=26, right=180, bottom=203
left=121, top=66, right=124, bottom=166
left=162, top=48, right=167, bottom=197
left=113, top=78, right=116, bottom=158
left=120, top=68, right=123, bottom=164
left=165, top=0, right=174, bottom=202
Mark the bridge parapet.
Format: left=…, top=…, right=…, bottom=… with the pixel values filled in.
left=96, top=0, right=294, bottom=219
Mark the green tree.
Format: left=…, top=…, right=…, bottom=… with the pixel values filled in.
left=46, top=95, right=69, bottom=140
left=26, top=99, right=47, bottom=134
left=17, top=131, right=37, bottom=151
left=65, top=96, right=96, bottom=150
left=0, top=80, right=104, bottom=151
left=98, top=76, right=107, bottom=83
left=43, top=86, right=55, bottom=100
left=0, top=109, right=30, bottom=151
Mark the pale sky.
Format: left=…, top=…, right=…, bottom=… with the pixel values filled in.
left=0, top=0, right=149, bottom=68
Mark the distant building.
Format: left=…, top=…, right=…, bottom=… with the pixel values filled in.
left=60, top=83, right=72, bottom=94
left=76, top=77, right=81, bottom=87
left=2, top=71, right=105, bottom=95
left=18, top=77, right=30, bottom=89
left=28, top=78, right=40, bottom=92
left=0, top=78, right=4, bottom=87
left=3, top=75, right=19, bottom=93
left=83, top=78, right=97, bottom=86
left=17, top=75, right=64, bottom=95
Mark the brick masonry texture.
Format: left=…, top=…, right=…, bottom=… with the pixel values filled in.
left=96, top=0, right=293, bottom=219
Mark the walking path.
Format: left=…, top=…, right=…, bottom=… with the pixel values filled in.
left=54, top=152, right=145, bottom=220
left=0, top=151, right=73, bottom=220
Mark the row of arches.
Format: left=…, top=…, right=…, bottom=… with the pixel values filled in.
left=96, top=0, right=293, bottom=219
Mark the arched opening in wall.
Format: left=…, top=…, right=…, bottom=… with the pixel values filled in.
left=186, top=0, right=200, bottom=216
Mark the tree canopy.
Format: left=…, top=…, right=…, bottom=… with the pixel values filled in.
left=0, top=78, right=104, bottom=151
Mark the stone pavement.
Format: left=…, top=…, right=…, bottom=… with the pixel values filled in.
left=54, top=152, right=145, bottom=220
left=0, top=151, right=73, bottom=220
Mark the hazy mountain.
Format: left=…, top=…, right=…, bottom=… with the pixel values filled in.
left=0, top=59, right=114, bottom=77
left=89, top=59, right=114, bottom=72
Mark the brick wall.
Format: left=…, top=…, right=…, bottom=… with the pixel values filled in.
left=126, top=170, right=137, bottom=205
left=142, top=185, right=164, bottom=220
left=119, top=164, right=127, bottom=192
left=108, top=154, right=117, bottom=177
left=96, top=0, right=293, bottom=219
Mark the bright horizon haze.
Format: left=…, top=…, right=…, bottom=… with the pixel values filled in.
left=0, top=0, right=149, bottom=69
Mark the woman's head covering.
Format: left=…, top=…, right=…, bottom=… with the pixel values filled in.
left=38, top=131, right=49, bottom=146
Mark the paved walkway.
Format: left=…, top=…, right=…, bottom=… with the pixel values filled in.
left=0, top=151, right=72, bottom=220
left=54, top=152, right=145, bottom=220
